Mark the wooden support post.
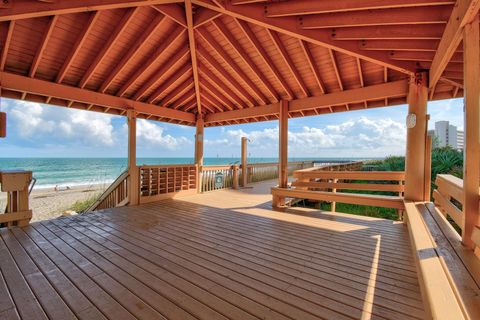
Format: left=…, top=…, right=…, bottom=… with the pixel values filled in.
left=241, top=136, right=247, bottom=187
left=127, top=109, right=139, bottom=206
left=195, top=114, right=204, bottom=192
left=232, top=165, right=239, bottom=190
left=462, top=15, right=480, bottom=249
left=404, top=72, right=428, bottom=202
left=279, top=100, right=288, bottom=188
left=331, top=178, right=338, bottom=212
left=0, top=112, right=5, bottom=138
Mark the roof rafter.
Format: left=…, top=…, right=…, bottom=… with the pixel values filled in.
left=202, top=90, right=227, bottom=112
left=153, top=3, right=187, bottom=27
left=147, top=64, right=192, bottom=103
left=194, top=7, right=222, bottom=28
left=300, top=6, right=451, bottom=29
left=193, top=0, right=419, bottom=74
left=185, top=0, right=202, bottom=114
left=212, top=18, right=278, bottom=102
left=0, top=20, right=15, bottom=71
left=162, top=78, right=193, bottom=105
left=360, top=39, right=440, bottom=51
left=0, top=71, right=195, bottom=122
left=116, top=26, right=185, bottom=96
left=0, top=0, right=183, bottom=21
left=328, top=50, right=344, bottom=91
left=200, top=75, right=235, bottom=110
left=299, top=40, right=326, bottom=94
left=56, top=11, right=99, bottom=83
left=99, top=13, right=167, bottom=93
left=79, top=7, right=138, bottom=88
left=331, top=24, right=444, bottom=40
left=198, top=62, right=245, bottom=107
left=197, top=46, right=255, bottom=106
left=132, top=47, right=189, bottom=100
left=268, top=29, right=309, bottom=97
left=29, top=15, right=58, bottom=77
left=429, top=0, right=480, bottom=88
left=176, top=93, right=196, bottom=110
left=236, top=19, right=294, bottom=99
left=263, top=0, right=455, bottom=17
left=205, top=79, right=408, bottom=123
left=197, top=27, right=269, bottom=104
left=198, top=98, right=215, bottom=113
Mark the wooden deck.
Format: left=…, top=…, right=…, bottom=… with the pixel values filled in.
left=0, top=180, right=426, bottom=320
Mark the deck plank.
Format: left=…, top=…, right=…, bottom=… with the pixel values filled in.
left=0, top=180, right=426, bottom=320
left=20, top=225, right=137, bottom=320
left=0, top=229, right=77, bottom=320
left=98, top=205, right=425, bottom=312
left=0, top=259, right=19, bottom=320
left=30, top=222, right=169, bottom=320
left=0, top=232, right=47, bottom=320
left=84, top=208, right=424, bottom=320
left=9, top=227, right=107, bottom=320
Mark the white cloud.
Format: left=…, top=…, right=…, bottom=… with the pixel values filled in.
left=4, top=100, right=117, bottom=147
left=134, top=119, right=191, bottom=150
left=205, top=116, right=406, bottom=157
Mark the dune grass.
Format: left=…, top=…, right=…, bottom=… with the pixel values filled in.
left=69, top=192, right=101, bottom=213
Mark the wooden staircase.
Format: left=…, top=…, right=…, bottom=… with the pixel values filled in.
left=87, top=170, right=130, bottom=212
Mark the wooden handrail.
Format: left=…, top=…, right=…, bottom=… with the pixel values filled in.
left=294, top=170, right=405, bottom=180
left=87, top=169, right=129, bottom=212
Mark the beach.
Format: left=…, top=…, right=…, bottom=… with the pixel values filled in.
left=0, top=184, right=106, bottom=222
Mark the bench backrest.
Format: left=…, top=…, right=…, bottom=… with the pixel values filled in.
left=292, top=170, right=405, bottom=196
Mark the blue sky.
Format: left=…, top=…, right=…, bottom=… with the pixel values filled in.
left=0, top=97, right=464, bottom=158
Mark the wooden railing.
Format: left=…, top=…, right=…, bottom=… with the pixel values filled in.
left=139, top=164, right=197, bottom=203
left=201, top=165, right=239, bottom=192
left=432, top=174, right=480, bottom=256
left=245, top=161, right=314, bottom=183
left=273, top=166, right=405, bottom=212
left=88, top=170, right=129, bottom=211
left=433, top=174, right=464, bottom=230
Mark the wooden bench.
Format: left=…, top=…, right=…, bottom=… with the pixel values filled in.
left=272, top=170, right=405, bottom=214
left=403, top=174, right=480, bottom=319
left=404, top=201, right=480, bottom=320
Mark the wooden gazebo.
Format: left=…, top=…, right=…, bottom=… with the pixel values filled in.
left=0, top=1, right=479, bottom=319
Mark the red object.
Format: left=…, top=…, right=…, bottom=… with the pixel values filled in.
left=0, top=112, right=6, bottom=138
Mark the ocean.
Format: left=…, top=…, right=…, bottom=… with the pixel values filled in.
left=0, top=157, right=371, bottom=189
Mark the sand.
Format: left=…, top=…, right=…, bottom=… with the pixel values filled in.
left=0, top=184, right=106, bottom=222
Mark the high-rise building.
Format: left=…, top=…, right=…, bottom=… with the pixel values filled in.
left=457, top=130, right=464, bottom=150
left=432, top=121, right=463, bottom=150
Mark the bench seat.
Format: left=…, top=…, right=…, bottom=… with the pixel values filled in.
left=271, top=187, right=404, bottom=209
left=404, top=201, right=480, bottom=320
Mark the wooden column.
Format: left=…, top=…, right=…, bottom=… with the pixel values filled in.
left=279, top=100, right=288, bottom=188
left=462, top=15, right=480, bottom=249
left=241, top=137, right=247, bottom=187
left=195, top=114, right=204, bottom=192
left=127, top=109, right=139, bottom=206
left=404, top=72, right=428, bottom=202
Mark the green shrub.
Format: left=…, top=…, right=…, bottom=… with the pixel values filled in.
left=69, top=192, right=101, bottom=213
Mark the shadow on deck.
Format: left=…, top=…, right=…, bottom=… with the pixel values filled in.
left=0, top=180, right=425, bottom=320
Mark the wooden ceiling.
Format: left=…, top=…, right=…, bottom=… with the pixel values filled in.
left=0, top=0, right=473, bottom=127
